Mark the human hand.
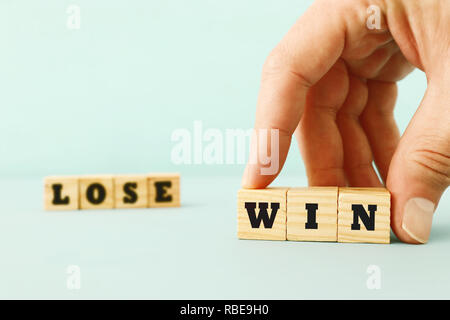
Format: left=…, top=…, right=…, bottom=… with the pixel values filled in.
left=242, top=0, right=450, bottom=244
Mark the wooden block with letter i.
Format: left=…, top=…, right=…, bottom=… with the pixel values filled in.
left=114, top=175, right=148, bottom=209
left=148, top=173, right=180, bottom=207
left=287, top=187, right=338, bottom=242
left=79, top=175, right=114, bottom=210
left=338, top=188, right=391, bottom=244
left=237, top=188, right=288, bottom=241
left=44, top=176, right=79, bottom=211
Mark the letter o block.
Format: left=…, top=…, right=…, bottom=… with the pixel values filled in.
left=148, top=173, right=180, bottom=208
left=237, top=188, right=288, bottom=241
left=338, top=188, right=391, bottom=244
left=44, top=176, right=79, bottom=211
left=79, top=175, right=114, bottom=210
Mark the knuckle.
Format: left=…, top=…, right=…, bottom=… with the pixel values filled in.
left=261, top=46, right=313, bottom=88
left=407, top=136, right=450, bottom=189
left=262, top=47, right=287, bottom=77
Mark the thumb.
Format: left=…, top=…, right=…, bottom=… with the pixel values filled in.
left=388, top=84, right=450, bottom=244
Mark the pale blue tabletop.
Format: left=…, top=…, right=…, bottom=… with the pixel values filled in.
left=0, top=176, right=449, bottom=299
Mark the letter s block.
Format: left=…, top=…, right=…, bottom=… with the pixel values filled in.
left=237, top=188, right=288, bottom=241
left=44, top=176, right=79, bottom=211
left=79, top=175, right=114, bottom=210
left=114, top=175, right=148, bottom=209
left=148, top=173, right=180, bottom=208
left=338, top=188, right=391, bottom=244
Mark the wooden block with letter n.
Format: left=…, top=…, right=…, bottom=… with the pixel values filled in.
left=114, top=175, right=148, bottom=209
left=44, top=176, right=79, bottom=211
left=237, top=188, right=288, bottom=241
left=338, top=188, right=391, bottom=244
left=148, top=173, right=180, bottom=207
left=79, top=175, right=114, bottom=210
left=287, top=187, right=338, bottom=242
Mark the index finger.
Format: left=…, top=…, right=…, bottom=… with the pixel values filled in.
left=242, top=0, right=347, bottom=188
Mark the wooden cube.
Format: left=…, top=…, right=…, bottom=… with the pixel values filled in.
left=338, top=188, right=391, bottom=244
left=237, top=188, right=288, bottom=241
left=44, top=176, right=79, bottom=211
left=114, top=175, right=148, bottom=209
left=287, top=187, right=338, bottom=242
left=148, top=173, right=180, bottom=207
left=79, top=175, right=114, bottom=210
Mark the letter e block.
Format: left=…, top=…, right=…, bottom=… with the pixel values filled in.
left=44, top=176, right=79, bottom=211
left=79, top=175, right=114, bottom=210
left=287, top=187, right=338, bottom=242
left=114, top=175, right=148, bottom=209
left=237, top=188, right=288, bottom=241
left=338, top=188, right=390, bottom=244
left=148, top=173, right=180, bottom=207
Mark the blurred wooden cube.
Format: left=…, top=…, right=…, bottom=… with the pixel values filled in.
left=114, top=175, right=148, bottom=209
left=148, top=173, right=180, bottom=207
left=44, top=176, right=79, bottom=211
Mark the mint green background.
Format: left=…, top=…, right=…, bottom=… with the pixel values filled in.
left=0, top=0, right=426, bottom=178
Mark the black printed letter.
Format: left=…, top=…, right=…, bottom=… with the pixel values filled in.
left=86, top=183, right=106, bottom=205
left=351, top=204, right=377, bottom=231
left=244, top=202, right=280, bottom=228
left=305, top=203, right=318, bottom=229
left=123, top=182, right=138, bottom=204
left=52, top=184, right=70, bottom=205
left=155, top=181, right=172, bottom=202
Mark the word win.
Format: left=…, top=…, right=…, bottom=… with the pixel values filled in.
left=44, top=173, right=180, bottom=210
left=237, top=187, right=390, bottom=244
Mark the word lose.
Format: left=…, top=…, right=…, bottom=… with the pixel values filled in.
left=44, top=173, right=180, bottom=210
left=237, top=187, right=390, bottom=244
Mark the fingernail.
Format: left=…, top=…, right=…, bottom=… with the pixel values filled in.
left=402, top=197, right=436, bottom=244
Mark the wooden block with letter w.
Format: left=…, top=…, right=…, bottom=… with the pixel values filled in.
left=237, top=188, right=288, bottom=241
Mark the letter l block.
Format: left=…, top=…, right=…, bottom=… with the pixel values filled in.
left=237, top=188, right=288, bottom=241
left=44, top=176, right=79, bottom=210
